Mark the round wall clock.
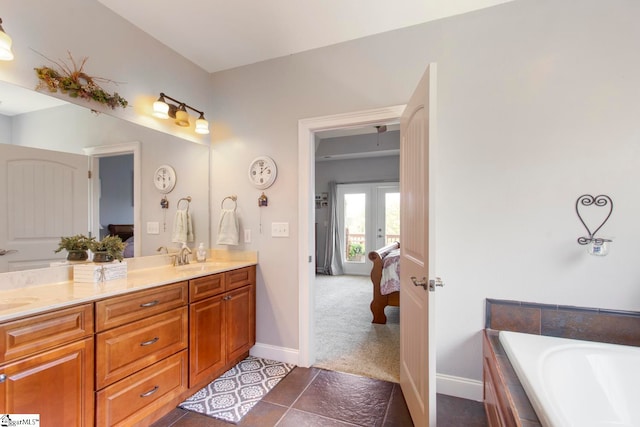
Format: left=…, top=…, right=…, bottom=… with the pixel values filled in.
left=248, top=156, right=278, bottom=189
left=153, top=164, right=177, bottom=193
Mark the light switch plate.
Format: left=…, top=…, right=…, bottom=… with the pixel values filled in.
left=271, top=222, right=289, bottom=237
left=147, top=221, right=160, bottom=234
left=244, top=229, right=251, bottom=243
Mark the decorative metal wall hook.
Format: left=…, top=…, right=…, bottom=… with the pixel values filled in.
left=576, top=194, right=613, bottom=255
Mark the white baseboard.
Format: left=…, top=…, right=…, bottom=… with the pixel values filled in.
left=250, top=342, right=299, bottom=365
left=251, top=343, right=483, bottom=402
left=436, top=373, right=483, bottom=402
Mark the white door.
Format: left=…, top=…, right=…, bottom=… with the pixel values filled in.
left=0, top=145, right=88, bottom=272
left=400, top=64, right=438, bottom=426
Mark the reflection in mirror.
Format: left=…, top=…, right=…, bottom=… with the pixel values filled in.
left=0, top=80, right=211, bottom=273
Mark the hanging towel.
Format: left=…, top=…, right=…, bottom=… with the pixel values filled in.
left=172, top=208, right=194, bottom=244
left=217, top=208, right=239, bottom=245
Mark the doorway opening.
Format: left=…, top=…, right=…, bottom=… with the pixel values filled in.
left=84, top=142, right=141, bottom=257
left=297, top=105, right=405, bottom=372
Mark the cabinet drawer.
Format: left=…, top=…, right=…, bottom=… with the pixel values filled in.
left=95, top=281, right=188, bottom=332
left=226, top=265, right=256, bottom=292
left=0, top=304, right=93, bottom=364
left=96, top=306, right=188, bottom=389
left=189, top=273, right=224, bottom=302
left=96, top=350, right=187, bottom=427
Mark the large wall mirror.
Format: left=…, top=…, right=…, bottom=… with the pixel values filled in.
left=0, top=80, right=211, bottom=273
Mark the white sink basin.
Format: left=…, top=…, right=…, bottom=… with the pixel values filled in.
left=175, top=262, right=226, bottom=273
left=0, top=297, right=39, bottom=310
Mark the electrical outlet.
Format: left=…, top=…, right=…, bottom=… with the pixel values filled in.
left=271, top=222, right=289, bottom=237
left=244, top=229, right=251, bottom=243
left=147, top=221, right=160, bottom=234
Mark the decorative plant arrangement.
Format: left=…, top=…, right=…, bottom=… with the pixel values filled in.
left=54, top=234, right=96, bottom=261
left=34, top=51, right=128, bottom=109
left=90, top=235, right=126, bottom=263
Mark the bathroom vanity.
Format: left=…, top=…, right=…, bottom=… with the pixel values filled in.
left=0, top=256, right=256, bottom=426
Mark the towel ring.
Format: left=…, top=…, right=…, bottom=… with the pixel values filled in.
left=221, top=195, right=237, bottom=210
left=178, top=196, right=192, bottom=210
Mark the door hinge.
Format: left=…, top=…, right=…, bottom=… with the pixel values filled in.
left=88, top=170, right=92, bottom=179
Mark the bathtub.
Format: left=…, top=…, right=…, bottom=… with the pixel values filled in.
left=499, top=331, right=640, bottom=427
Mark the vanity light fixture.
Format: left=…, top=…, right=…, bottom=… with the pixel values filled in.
left=576, top=194, right=613, bottom=256
left=0, top=18, right=15, bottom=61
left=152, top=92, right=209, bottom=134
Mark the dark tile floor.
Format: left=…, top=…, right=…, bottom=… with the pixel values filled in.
left=152, top=367, right=488, bottom=427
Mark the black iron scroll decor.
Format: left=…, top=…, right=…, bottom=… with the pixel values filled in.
left=576, top=194, right=613, bottom=246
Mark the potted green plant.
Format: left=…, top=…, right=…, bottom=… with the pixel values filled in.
left=54, top=234, right=96, bottom=261
left=90, top=235, right=126, bottom=263
left=348, top=242, right=365, bottom=261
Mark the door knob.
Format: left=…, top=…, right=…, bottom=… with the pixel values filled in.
left=410, top=276, right=428, bottom=290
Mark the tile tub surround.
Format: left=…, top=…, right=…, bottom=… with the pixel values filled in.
left=485, top=298, right=640, bottom=346
left=0, top=250, right=257, bottom=322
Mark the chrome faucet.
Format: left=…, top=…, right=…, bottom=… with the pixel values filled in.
left=177, top=245, right=192, bottom=266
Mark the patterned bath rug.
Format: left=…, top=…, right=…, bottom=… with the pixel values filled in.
left=179, top=356, right=295, bottom=424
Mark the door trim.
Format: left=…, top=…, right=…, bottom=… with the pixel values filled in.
left=297, top=105, right=405, bottom=367
left=83, top=142, right=141, bottom=257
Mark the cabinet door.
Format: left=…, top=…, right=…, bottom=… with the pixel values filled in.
left=189, top=294, right=226, bottom=387
left=0, top=337, right=94, bottom=426
left=226, top=285, right=256, bottom=363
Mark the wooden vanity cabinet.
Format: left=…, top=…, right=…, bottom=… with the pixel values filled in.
left=0, top=304, right=94, bottom=426
left=189, top=266, right=256, bottom=387
left=95, top=281, right=189, bottom=426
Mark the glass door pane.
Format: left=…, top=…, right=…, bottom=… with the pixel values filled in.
left=384, top=191, right=400, bottom=244
left=344, top=193, right=366, bottom=264
left=376, top=185, right=400, bottom=249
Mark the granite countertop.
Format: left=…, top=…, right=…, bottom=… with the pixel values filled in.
left=0, top=251, right=257, bottom=323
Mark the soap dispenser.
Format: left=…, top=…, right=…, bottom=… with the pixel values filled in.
left=196, top=243, right=207, bottom=263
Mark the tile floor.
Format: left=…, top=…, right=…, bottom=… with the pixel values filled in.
left=152, top=367, right=488, bottom=427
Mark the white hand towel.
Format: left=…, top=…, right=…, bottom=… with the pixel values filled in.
left=217, top=208, right=239, bottom=245
left=172, top=209, right=194, bottom=244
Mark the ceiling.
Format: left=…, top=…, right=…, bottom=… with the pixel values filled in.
left=97, top=0, right=515, bottom=74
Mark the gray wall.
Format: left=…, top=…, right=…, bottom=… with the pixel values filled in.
left=209, top=0, right=640, bottom=389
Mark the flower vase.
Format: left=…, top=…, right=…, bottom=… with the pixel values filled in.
left=93, top=252, right=114, bottom=263
left=67, top=250, right=88, bottom=262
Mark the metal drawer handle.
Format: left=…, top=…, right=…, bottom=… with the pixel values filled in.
left=0, top=374, right=5, bottom=383
left=224, top=295, right=232, bottom=301
left=140, top=386, right=159, bottom=397
left=140, top=300, right=159, bottom=308
left=140, top=337, right=159, bottom=346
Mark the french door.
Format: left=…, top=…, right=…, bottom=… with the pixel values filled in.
left=337, top=182, right=399, bottom=275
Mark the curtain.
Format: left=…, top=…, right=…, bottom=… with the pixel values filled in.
left=322, top=181, right=344, bottom=275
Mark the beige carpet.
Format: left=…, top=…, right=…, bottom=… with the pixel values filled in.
left=313, top=274, right=400, bottom=383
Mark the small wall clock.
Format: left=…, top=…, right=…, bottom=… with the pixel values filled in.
left=248, top=156, right=278, bottom=189
left=154, top=164, right=176, bottom=193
